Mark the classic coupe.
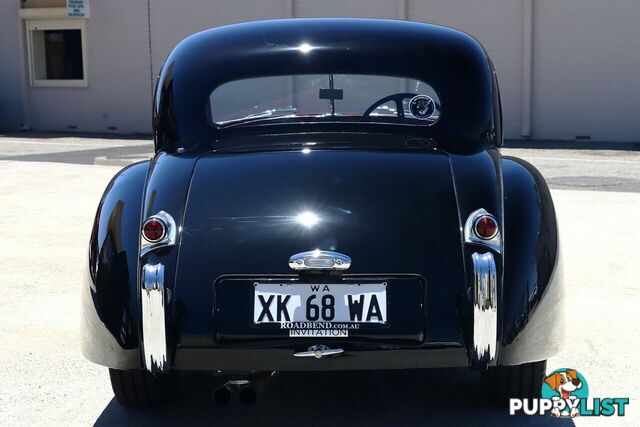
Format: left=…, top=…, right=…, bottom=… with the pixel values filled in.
left=82, top=18, right=564, bottom=407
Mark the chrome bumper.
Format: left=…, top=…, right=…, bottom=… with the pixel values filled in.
left=471, top=252, right=497, bottom=366
left=141, top=263, right=168, bottom=373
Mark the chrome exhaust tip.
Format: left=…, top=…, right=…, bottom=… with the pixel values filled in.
left=213, top=374, right=275, bottom=405
left=213, top=379, right=251, bottom=405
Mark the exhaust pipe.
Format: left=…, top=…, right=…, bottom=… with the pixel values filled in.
left=212, top=373, right=277, bottom=405
left=238, top=385, right=258, bottom=404
left=213, top=379, right=250, bottom=405
left=213, top=385, right=234, bottom=405
left=239, top=371, right=277, bottom=405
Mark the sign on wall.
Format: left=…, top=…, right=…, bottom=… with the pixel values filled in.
left=67, top=0, right=90, bottom=18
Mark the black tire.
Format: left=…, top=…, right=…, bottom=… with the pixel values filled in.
left=109, top=368, right=174, bottom=408
left=484, top=360, right=547, bottom=404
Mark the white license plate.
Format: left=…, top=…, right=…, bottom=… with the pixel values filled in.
left=253, top=282, right=387, bottom=326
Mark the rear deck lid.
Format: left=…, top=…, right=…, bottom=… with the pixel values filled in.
left=174, top=146, right=466, bottom=341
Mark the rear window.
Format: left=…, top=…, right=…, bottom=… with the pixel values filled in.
left=208, top=74, right=441, bottom=127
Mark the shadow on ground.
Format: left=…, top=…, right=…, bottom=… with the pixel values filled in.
left=0, top=131, right=152, bottom=141
left=503, top=139, right=639, bottom=151
left=0, top=145, right=153, bottom=165
left=94, top=369, right=574, bottom=426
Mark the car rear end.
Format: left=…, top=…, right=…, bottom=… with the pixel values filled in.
left=82, top=19, right=553, bottom=408
left=137, top=140, right=500, bottom=373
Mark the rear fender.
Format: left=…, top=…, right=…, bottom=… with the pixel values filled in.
left=499, top=156, right=565, bottom=365
left=81, top=161, right=150, bottom=369
left=137, top=152, right=200, bottom=371
left=81, top=153, right=200, bottom=370
left=449, top=148, right=503, bottom=367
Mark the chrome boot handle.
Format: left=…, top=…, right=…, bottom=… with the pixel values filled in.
left=288, top=250, right=351, bottom=271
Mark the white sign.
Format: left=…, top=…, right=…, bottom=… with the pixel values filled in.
left=253, top=282, right=387, bottom=324
left=67, top=0, right=90, bottom=18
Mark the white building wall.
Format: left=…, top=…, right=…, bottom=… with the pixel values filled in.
left=25, top=1, right=153, bottom=133
left=532, top=0, right=640, bottom=141
left=148, top=0, right=288, bottom=78
left=2, top=0, right=639, bottom=141
left=406, top=0, right=525, bottom=141
left=294, top=0, right=400, bottom=18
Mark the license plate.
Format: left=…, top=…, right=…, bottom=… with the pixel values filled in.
left=253, top=282, right=387, bottom=336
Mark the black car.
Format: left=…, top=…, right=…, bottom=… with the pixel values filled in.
left=82, top=18, right=564, bottom=407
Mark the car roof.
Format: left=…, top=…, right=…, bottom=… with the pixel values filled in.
left=154, top=18, right=497, bottom=153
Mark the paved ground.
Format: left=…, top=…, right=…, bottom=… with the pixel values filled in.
left=0, top=134, right=639, bottom=426
left=1, top=133, right=640, bottom=192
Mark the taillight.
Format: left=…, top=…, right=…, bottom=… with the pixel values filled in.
left=140, top=211, right=176, bottom=257
left=464, top=209, right=501, bottom=253
left=142, top=218, right=166, bottom=242
left=474, top=215, right=498, bottom=240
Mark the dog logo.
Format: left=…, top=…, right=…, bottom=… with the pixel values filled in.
left=542, top=368, right=588, bottom=418
left=510, top=367, right=628, bottom=417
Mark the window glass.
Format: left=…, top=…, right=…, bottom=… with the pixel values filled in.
left=32, top=29, right=83, bottom=80
left=28, top=22, right=85, bottom=85
left=209, top=74, right=441, bottom=126
left=44, top=29, right=83, bottom=79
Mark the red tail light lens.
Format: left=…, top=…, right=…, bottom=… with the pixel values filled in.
left=474, top=216, right=498, bottom=240
left=142, top=218, right=166, bottom=242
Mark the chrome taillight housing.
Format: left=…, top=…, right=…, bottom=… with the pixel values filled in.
left=140, top=211, right=176, bottom=256
left=464, top=208, right=501, bottom=252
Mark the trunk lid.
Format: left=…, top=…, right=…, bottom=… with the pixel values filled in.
left=174, top=148, right=466, bottom=344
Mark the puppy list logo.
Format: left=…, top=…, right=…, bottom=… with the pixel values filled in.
left=509, top=368, right=629, bottom=417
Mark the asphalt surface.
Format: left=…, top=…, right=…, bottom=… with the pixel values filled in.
left=1, top=133, right=639, bottom=193
left=0, top=134, right=638, bottom=426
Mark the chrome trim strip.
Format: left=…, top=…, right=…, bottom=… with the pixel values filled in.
left=471, top=252, right=498, bottom=366
left=288, top=250, right=351, bottom=271
left=464, top=208, right=502, bottom=253
left=140, top=211, right=177, bottom=257
left=294, top=345, right=344, bottom=359
left=141, top=263, right=168, bottom=373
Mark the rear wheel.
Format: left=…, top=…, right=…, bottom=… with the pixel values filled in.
left=109, top=368, right=174, bottom=408
left=484, top=360, right=547, bottom=404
